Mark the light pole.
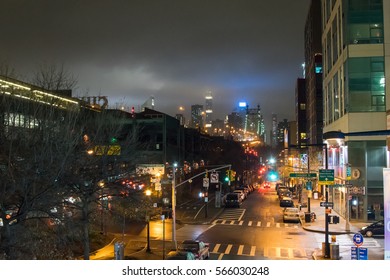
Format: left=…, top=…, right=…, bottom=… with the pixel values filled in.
left=145, top=189, right=152, bottom=253
left=171, top=162, right=177, bottom=248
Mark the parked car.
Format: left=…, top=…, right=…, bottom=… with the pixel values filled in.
left=233, top=190, right=246, bottom=201
left=283, top=207, right=302, bottom=223
left=278, top=188, right=292, bottom=200
left=224, top=193, right=241, bottom=208
left=178, top=240, right=210, bottom=260
left=235, top=186, right=249, bottom=197
left=166, top=250, right=196, bottom=260
left=280, top=197, right=294, bottom=207
left=276, top=185, right=288, bottom=195
left=359, top=220, right=384, bottom=237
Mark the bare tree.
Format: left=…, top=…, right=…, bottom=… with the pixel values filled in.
left=30, top=62, right=78, bottom=91
left=1, top=73, right=147, bottom=259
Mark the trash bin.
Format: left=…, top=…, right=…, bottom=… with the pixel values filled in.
left=305, top=212, right=311, bottom=223
left=330, top=243, right=339, bottom=260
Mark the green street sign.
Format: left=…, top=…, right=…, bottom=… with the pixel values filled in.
left=319, top=169, right=334, bottom=185
left=289, top=173, right=317, bottom=178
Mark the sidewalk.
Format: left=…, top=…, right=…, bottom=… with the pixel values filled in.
left=298, top=197, right=383, bottom=260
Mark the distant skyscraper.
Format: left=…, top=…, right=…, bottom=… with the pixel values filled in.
left=205, top=91, right=213, bottom=128
left=277, top=119, right=289, bottom=149
left=175, top=114, right=185, bottom=126
left=245, top=104, right=265, bottom=143
left=141, top=96, right=155, bottom=111
left=191, top=104, right=204, bottom=129
left=271, top=113, right=277, bottom=148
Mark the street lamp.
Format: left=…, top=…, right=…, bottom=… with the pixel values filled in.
left=171, top=162, right=177, bottom=248
left=145, top=189, right=152, bottom=253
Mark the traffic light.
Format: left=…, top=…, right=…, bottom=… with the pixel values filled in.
left=110, top=137, right=118, bottom=144
left=225, top=170, right=231, bottom=182
left=230, top=170, right=236, bottom=181
left=267, top=170, right=278, bottom=181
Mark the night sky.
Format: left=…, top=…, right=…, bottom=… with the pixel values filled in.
left=0, top=0, right=311, bottom=129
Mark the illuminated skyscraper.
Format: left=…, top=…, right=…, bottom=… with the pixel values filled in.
left=205, top=91, right=213, bottom=128
left=191, top=104, right=204, bottom=129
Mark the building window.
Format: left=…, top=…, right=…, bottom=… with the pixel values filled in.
left=348, top=57, right=385, bottom=112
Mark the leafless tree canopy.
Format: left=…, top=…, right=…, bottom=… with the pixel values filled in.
left=30, top=62, right=78, bottom=91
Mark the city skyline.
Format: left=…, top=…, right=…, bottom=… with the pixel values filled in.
left=0, top=0, right=311, bottom=129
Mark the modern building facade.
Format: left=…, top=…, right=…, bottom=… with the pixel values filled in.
left=305, top=0, right=324, bottom=145
left=295, top=78, right=307, bottom=147
left=321, top=0, right=389, bottom=222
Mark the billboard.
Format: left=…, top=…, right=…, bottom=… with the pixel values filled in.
left=384, top=168, right=390, bottom=260
left=136, top=164, right=165, bottom=176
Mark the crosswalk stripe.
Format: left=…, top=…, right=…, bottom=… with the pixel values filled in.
left=212, top=244, right=221, bottom=253
left=266, top=222, right=271, bottom=227
left=250, top=246, right=256, bottom=256
left=237, top=245, right=244, bottom=255
left=276, top=223, right=280, bottom=228
left=248, top=221, right=252, bottom=226
left=225, top=244, right=233, bottom=254
left=239, top=221, right=244, bottom=226
left=257, top=221, right=261, bottom=227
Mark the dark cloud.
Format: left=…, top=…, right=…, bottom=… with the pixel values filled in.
left=0, top=0, right=311, bottom=128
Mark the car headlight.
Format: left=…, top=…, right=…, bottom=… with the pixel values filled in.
left=361, top=226, right=367, bottom=230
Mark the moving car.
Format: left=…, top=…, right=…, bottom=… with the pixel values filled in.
left=166, top=250, right=196, bottom=260
left=359, top=220, right=384, bottom=237
left=178, top=240, right=210, bottom=260
left=283, top=207, right=302, bottom=223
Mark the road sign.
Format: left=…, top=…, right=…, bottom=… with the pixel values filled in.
left=289, top=173, right=317, bottom=178
left=318, top=169, right=334, bottom=185
left=346, top=167, right=352, bottom=180
left=351, top=247, right=368, bottom=260
left=210, top=172, right=219, bottom=183
left=353, top=233, right=364, bottom=247
left=203, top=178, right=209, bottom=188
left=320, top=202, right=334, bottom=207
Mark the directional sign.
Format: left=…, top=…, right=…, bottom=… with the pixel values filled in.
left=289, top=173, right=317, bottom=178
left=210, top=172, right=219, bottom=183
left=319, top=169, right=334, bottom=185
left=320, top=202, right=334, bottom=207
left=203, top=178, right=209, bottom=188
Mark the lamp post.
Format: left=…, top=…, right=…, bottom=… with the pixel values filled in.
left=145, top=189, right=152, bottom=253
left=171, top=162, right=177, bottom=248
